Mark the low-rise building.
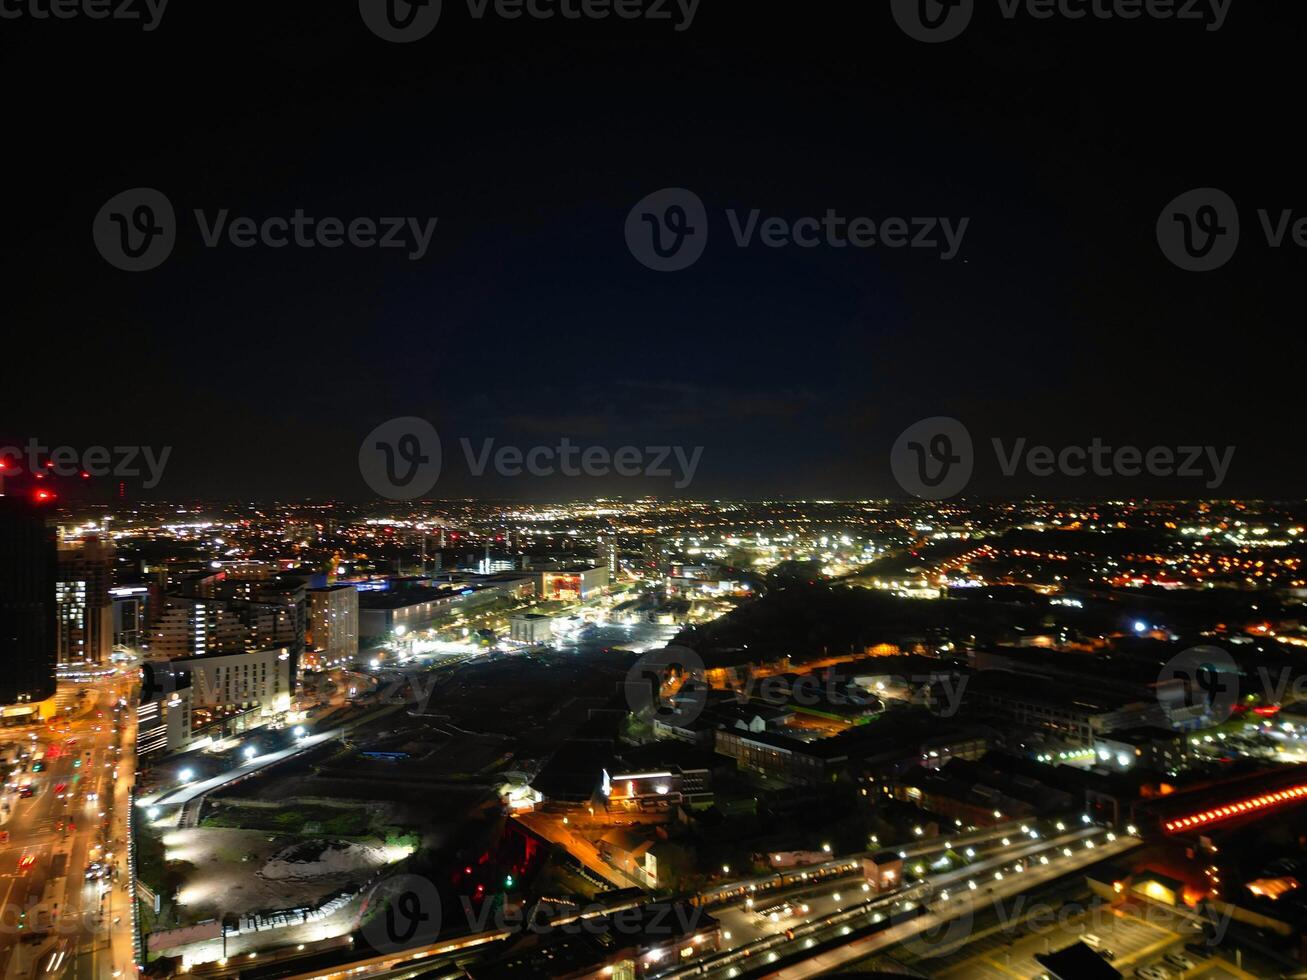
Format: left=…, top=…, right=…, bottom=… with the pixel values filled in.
left=964, top=670, right=1165, bottom=746
left=602, top=765, right=713, bottom=810
left=536, top=565, right=610, bottom=601
left=136, top=686, right=192, bottom=759
left=137, top=646, right=294, bottom=757
left=510, top=613, right=553, bottom=644
left=713, top=728, right=845, bottom=787
left=862, top=850, right=904, bottom=892
left=888, top=754, right=1076, bottom=825
left=1095, top=726, right=1190, bottom=773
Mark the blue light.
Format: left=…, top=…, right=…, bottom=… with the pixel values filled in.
left=1133, top=621, right=1147, bottom=633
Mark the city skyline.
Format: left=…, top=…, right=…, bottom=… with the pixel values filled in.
left=5, top=1, right=1307, bottom=977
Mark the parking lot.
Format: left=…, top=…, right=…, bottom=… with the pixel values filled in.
left=932, top=900, right=1197, bottom=979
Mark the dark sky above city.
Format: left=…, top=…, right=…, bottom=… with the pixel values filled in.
left=4, top=1, right=1304, bottom=502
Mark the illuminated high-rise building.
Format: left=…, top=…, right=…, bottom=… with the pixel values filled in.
left=596, top=532, right=619, bottom=579
left=56, top=534, right=115, bottom=665
left=307, top=584, right=359, bottom=670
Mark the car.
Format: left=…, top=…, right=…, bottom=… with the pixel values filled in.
left=1135, top=967, right=1171, bottom=980
left=18, top=854, right=35, bottom=870
left=1164, top=952, right=1196, bottom=970
left=1082, top=933, right=1103, bottom=948
left=18, top=785, right=34, bottom=799
left=1098, top=948, right=1117, bottom=961
left=53, top=782, right=67, bottom=798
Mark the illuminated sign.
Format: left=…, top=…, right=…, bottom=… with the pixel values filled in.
left=1164, top=783, right=1307, bottom=832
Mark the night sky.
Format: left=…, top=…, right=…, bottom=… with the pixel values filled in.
left=4, top=0, right=1303, bottom=501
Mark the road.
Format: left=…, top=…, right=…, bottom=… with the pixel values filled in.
left=513, top=811, right=643, bottom=890
left=137, top=728, right=343, bottom=811
left=0, top=670, right=138, bottom=980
